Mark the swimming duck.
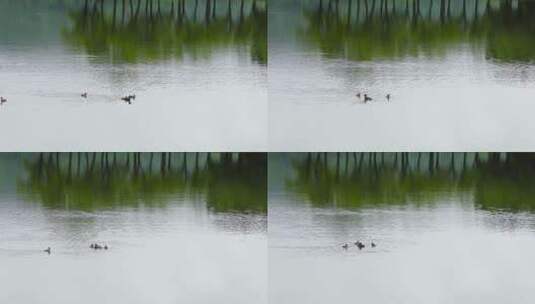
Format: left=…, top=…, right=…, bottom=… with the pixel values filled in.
left=128, top=94, right=136, bottom=100
left=81, top=92, right=88, bottom=98
left=0, top=97, right=7, bottom=104
left=342, top=243, right=349, bottom=249
left=44, top=247, right=51, bottom=254
left=121, top=96, right=133, bottom=104
left=356, top=242, right=365, bottom=250
left=371, top=242, right=376, bottom=248
left=386, top=94, right=391, bottom=101
left=355, top=92, right=361, bottom=98
left=364, top=94, right=372, bottom=102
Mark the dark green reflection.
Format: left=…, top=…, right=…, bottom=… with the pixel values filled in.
left=62, top=0, right=266, bottom=64
left=16, top=153, right=266, bottom=214
left=286, top=152, right=535, bottom=213
left=301, top=0, right=535, bottom=62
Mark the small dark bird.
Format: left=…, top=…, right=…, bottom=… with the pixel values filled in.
left=386, top=94, right=391, bottom=101
left=371, top=242, right=376, bottom=248
left=81, top=92, right=88, bottom=98
left=44, top=247, right=51, bottom=254
left=342, top=243, right=349, bottom=249
left=104, top=245, right=108, bottom=250
left=90, top=244, right=95, bottom=249
left=128, top=94, right=136, bottom=100
left=0, top=97, right=7, bottom=104
left=364, top=94, right=372, bottom=102
left=356, top=242, right=365, bottom=250
left=356, top=92, right=361, bottom=98
left=121, top=96, right=133, bottom=104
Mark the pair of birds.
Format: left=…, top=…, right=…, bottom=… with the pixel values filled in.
left=342, top=241, right=376, bottom=250
left=81, top=92, right=136, bottom=104
left=356, top=92, right=391, bottom=102
left=90, top=243, right=108, bottom=250
left=121, top=94, right=136, bottom=104
left=0, top=96, right=7, bottom=104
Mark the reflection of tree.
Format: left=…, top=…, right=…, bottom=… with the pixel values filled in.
left=301, top=0, right=535, bottom=62
left=62, top=0, right=266, bottom=64
left=17, top=152, right=266, bottom=214
left=287, top=152, right=535, bottom=213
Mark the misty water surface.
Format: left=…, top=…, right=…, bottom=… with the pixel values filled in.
left=0, top=152, right=267, bottom=304
left=270, top=152, right=535, bottom=304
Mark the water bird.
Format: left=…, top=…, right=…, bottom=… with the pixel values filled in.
left=364, top=94, right=373, bottom=102
left=128, top=94, right=136, bottom=100
left=342, top=243, right=349, bottom=249
left=0, top=97, right=7, bottom=104
left=371, top=242, right=376, bottom=248
left=356, top=242, right=365, bottom=250
left=43, top=247, right=51, bottom=254
left=386, top=94, right=391, bottom=101
left=356, top=92, right=361, bottom=98
left=104, top=245, right=108, bottom=250
left=90, top=244, right=95, bottom=249
left=81, top=92, right=88, bottom=98
left=121, top=96, right=133, bottom=104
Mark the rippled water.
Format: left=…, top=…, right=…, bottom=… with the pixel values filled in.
left=269, top=0, right=535, bottom=151
left=0, top=153, right=267, bottom=304
left=0, top=1, right=267, bottom=151
left=269, top=153, right=535, bottom=304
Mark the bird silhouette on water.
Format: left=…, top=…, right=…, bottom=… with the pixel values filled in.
left=342, top=243, right=349, bottom=249
left=81, top=92, right=88, bottom=98
left=43, top=247, right=51, bottom=254
left=371, top=242, right=376, bottom=248
left=386, top=94, right=391, bottom=101
left=0, top=97, right=7, bottom=104
left=364, top=94, right=373, bottom=102
left=354, top=241, right=365, bottom=250
left=90, top=243, right=108, bottom=250
left=121, top=94, right=136, bottom=104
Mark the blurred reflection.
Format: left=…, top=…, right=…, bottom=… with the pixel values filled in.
left=286, top=152, right=535, bottom=213
left=301, top=0, right=535, bottom=62
left=62, top=0, right=267, bottom=64
left=16, top=152, right=266, bottom=214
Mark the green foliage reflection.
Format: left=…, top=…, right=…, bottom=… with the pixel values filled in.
left=301, top=0, right=535, bottom=62
left=16, top=152, right=266, bottom=214
left=286, top=152, right=535, bottom=213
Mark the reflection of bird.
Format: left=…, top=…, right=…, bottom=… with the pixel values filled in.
left=386, top=94, right=391, bottom=101
left=44, top=247, right=51, bottom=254
left=364, top=94, right=372, bottom=102
left=0, top=97, right=7, bottom=104
left=371, top=242, right=376, bottom=248
left=342, top=243, right=349, bottom=249
left=81, top=92, right=88, bottom=98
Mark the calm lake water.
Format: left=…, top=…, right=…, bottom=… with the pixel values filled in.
left=269, top=0, right=535, bottom=151
left=0, top=1, right=267, bottom=151
left=0, top=153, right=267, bottom=304
left=269, top=153, right=535, bottom=304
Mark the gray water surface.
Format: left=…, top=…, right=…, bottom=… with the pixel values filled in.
left=0, top=1, right=267, bottom=151
left=0, top=153, right=267, bottom=304
left=269, top=153, right=535, bottom=304
left=269, top=0, right=535, bottom=151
